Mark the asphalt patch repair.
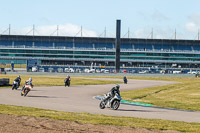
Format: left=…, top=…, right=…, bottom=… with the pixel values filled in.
left=0, top=114, right=180, bottom=133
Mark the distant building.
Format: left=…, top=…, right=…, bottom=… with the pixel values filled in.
left=0, top=35, right=200, bottom=71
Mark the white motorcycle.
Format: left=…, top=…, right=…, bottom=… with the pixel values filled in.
left=99, top=92, right=122, bottom=110
left=12, top=81, right=19, bottom=90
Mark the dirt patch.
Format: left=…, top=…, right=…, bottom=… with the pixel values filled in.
left=0, top=114, right=180, bottom=133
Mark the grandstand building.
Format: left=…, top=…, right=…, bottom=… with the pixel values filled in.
left=0, top=34, right=200, bottom=72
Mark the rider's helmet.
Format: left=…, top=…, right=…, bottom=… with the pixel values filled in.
left=115, top=84, right=120, bottom=90
left=18, top=75, right=20, bottom=78
left=29, top=78, right=32, bottom=81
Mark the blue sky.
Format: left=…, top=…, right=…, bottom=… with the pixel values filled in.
left=0, top=0, right=200, bottom=39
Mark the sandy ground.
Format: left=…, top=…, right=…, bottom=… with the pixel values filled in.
left=0, top=114, right=180, bottom=133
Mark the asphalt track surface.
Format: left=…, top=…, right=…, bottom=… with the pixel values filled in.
left=1, top=78, right=200, bottom=123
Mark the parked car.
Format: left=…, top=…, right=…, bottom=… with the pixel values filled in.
left=138, top=70, right=148, bottom=74
left=39, top=68, right=45, bottom=72
left=187, top=71, right=197, bottom=74
left=57, top=68, right=63, bottom=73
left=173, top=71, right=182, bottom=74
left=64, top=68, right=74, bottom=73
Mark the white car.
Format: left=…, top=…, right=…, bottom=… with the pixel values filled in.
left=65, top=68, right=74, bottom=73
left=104, top=70, right=109, bottom=73
left=187, top=71, right=197, bottom=74
left=173, top=71, right=182, bottom=74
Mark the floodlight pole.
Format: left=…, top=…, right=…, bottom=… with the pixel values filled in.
left=9, top=24, right=11, bottom=35
left=128, top=28, right=130, bottom=38
left=115, top=20, right=121, bottom=73
left=33, top=25, right=35, bottom=36
left=57, top=25, right=59, bottom=36
left=81, top=26, right=82, bottom=37
left=104, top=27, right=106, bottom=37
left=175, top=29, right=176, bottom=40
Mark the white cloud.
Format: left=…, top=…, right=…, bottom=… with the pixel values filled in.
left=155, top=34, right=164, bottom=39
left=185, top=22, right=197, bottom=32
left=133, top=29, right=148, bottom=38
left=133, top=27, right=180, bottom=40
left=2, top=24, right=98, bottom=37
left=185, top=13, right=200, bottom=33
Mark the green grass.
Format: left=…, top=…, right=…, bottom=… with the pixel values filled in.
left=121, top=77, right=200, bottom=111
left=0, top=75, right=122, bottom=87
left=0, top=104, right=200, bottom=133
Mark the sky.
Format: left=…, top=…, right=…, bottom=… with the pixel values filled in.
left=0, top=0, right=200, bottom=40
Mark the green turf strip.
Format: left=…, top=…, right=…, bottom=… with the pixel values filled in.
left=121, top=100, right=152, bottom=106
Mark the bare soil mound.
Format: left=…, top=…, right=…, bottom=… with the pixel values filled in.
left=0, top=114, right=180, bottom=133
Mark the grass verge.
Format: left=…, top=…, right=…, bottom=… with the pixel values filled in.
left=121, top=77, right=200, bottom=111
left=0, top=75, right=122, bottom=87
left=0, top=104, right=200, bottom=133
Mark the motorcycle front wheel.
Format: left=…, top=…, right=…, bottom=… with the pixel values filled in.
left=99, top=101, right=105, bottom=109
left=24, top=89, right=29, bottom=97
left=112, top=100, right=120, bottom=110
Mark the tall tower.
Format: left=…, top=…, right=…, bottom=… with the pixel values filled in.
left=115, top=20, right=121, bottom=73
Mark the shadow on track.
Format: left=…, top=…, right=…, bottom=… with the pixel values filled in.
left=27, top=95, right=69, bottom=98
left=27, top=95, right=57, bottom=98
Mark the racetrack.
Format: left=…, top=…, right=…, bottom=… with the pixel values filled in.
left=1, top=78, right=200, bottom=123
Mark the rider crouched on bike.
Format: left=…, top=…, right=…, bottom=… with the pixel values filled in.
left=103, top=84, right=120, bottom=104
left=22, top=78, right=33, bottom=93
left=64, top=75, right=71, bottom=87
left=26, top=78, right=33, bottom=86
left=14, top=75, right=21, bottom=87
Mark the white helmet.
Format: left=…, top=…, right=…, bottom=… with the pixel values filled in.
left=115, top=84, right=120, bottom=89
left=29, top=78, right=32, bottom=81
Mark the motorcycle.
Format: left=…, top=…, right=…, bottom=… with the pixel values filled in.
left=123, top=77, right=127, bottom=84
left=124, top=79, right=127, bottom=84
left=21, top=83, right=33, bottom=97
left=99, top=92, right=122, bottom=110
left=65, top=79, right=70, bottom=87
left=12, top=81, right=19, bottom=90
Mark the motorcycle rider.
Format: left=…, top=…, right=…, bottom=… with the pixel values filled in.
left=103, top=84, right=120, bottom=104
left=64, top=75, right=71, bottom=87
left=13, top=75, right=21, bottom=88
left=123, top=76, right=128, bottom=84
left=26, top=78, right=33, bottom=86
left=21, top=78, right=33, bottom=93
